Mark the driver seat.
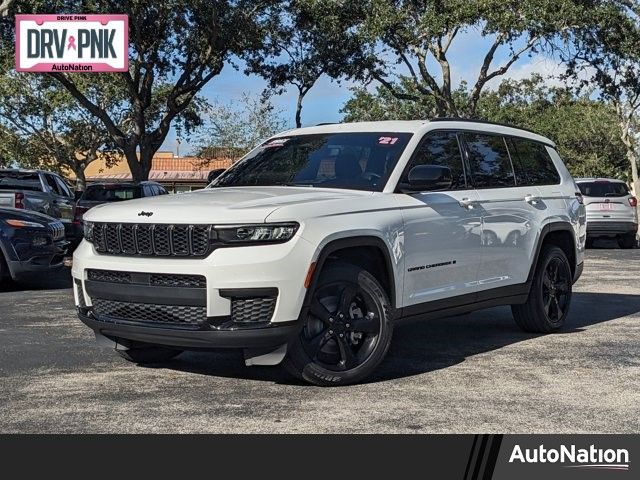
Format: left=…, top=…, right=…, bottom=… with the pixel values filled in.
left=334, top=152, right=362, bottom=182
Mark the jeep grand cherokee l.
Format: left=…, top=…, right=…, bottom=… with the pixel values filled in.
left=73, top=120, right=586, bottom=386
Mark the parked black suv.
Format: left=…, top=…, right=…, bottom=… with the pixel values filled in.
left=74, top=181, right=167, bottom=221
left=72, top=182, right=168, bottom=248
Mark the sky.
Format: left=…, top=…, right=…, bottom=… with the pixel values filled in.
left=161, top=28, right=566, bottom=156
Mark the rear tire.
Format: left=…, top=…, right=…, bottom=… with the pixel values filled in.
left=116, top=345, right=182, bottom=364
left=285, top=263, right=393, bottom=386
left=618, top=233, right=636, bottom=249
left=512, top=245, right=572, bottom=333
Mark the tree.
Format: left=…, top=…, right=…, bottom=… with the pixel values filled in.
left=2, top=0, right=274, bottom=181
left=0, top=72, right=122, bottom=189
left=479, top=76, right=628, bottom=179
left=246, top=0, right=361, bottom=127
left=342, top=80, right=469, bottom=122
left=341, top=75, right=628, bottom=179
left=195, top=93, right=288, bottom=158
left=562, top=0, right=640, bottom=193
left=334, top=0, right=623, bottom=118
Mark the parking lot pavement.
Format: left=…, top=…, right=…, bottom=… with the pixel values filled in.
left=0, top=244, right=639, bottom=434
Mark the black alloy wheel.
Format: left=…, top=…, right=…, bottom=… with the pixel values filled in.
left=285, top=263, right=393, bottom=386
left=541, top=257, right=571, bottom=323
left=302, top=281, right=382, bottom=372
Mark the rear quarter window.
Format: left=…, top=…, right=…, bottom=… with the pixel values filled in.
left=508, top=138, right=560, bottom=186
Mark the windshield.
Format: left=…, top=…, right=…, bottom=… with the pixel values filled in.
left=83, top=185, right=141, bottom=201
left=577, top=181, right=629, bottom=197
left=0, top=172, right=42, bottom=191
left=211, top=132, right=413, bottom=192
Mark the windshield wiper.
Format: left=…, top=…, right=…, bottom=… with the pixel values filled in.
left=276, top=182, right=315, bottom=187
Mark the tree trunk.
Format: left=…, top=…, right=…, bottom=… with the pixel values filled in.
left=295, top=91, right=304, bottom=129
left=123, top=146, right=147, bottom=182
left=627, top=147, right=640, bottom=197
left=75, top=167, right=87, bottom=192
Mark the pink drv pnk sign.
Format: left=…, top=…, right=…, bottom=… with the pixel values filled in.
left=15, top=14, right=128, bottom=72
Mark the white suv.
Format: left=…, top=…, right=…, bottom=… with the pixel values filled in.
left=575, top=178, right=638, bottom=248
left=73, top=120, right=586, bottom=386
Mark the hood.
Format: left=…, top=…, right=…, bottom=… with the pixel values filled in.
left=0, top=207, right=57, bottom=224
left=83, top=186, right=372, bottom=224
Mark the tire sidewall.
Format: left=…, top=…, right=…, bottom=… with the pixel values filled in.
left=533, top=246, right=572, bottom=330
left=287, top=263, right=393, bottom=386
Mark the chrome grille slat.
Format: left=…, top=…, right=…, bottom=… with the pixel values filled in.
left=92, top=223, right=212, bottom=258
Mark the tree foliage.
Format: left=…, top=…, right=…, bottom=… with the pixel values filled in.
left=330, top=0, right=630, bottom=118
left=0, top=71, right=123, bottom=189
left=342, top=75, right=628, bottom=179
left=195, top=93, right=288, bottom=158
left=479, top=76, right=628, bottom=179
left=0, top=0, right=274, bottom=181
left=246, top=0, right=362, bottom=127
left=561, top=0, right=640, bottom=192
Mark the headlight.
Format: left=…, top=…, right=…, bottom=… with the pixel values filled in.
left=83, top=221, right=94, bottom=243
left=216, top=223, right=299, bottom=244
left=4, top=219, right=45, bottom=229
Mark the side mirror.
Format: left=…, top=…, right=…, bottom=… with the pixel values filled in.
left=403, top=165, right=453, bottom=192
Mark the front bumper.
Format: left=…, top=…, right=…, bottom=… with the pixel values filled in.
left=586, top=221, right=637, bottom=236
left=77, top=309, right=299, bottom=350
left=6, top=240, right=68, bottom=280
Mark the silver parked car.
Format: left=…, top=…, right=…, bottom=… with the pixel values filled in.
left=575, top=178, right=638, bottom=248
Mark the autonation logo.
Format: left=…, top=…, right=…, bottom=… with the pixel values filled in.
left=509, top=444, right=630, bottom=471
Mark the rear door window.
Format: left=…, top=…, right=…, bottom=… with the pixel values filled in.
left=577, top=181, right=629, bottom=197
left=508, top=138, right=560, bottom=186
left=54, top=176, right=73, bottom=198
left=463, top=133, right=515, bottom=188
left=44, top=174, right=63, bottom=195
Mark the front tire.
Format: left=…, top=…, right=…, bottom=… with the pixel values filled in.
left=0, top=250, right=7, bottom=284
left=285, top=263, right=393, bottom=386
left=116, top=345, right=183, bottom=364
left=512, top=245, right=572, bottom=333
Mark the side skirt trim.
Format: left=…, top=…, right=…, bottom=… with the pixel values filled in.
left=399, top=283, right=529, bottom=322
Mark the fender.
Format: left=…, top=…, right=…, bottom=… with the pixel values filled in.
left=525, top=221, right=577, bottom=285
left=301, top=236, right=398, bottom=314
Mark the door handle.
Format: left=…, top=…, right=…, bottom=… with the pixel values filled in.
left=524, top=194, right=541, bottom=205
left=459, top=197, right=476, bottom=209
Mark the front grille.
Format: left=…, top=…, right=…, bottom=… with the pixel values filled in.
left=91, top=223, right=213, bottom=257
left=92, top=298, right=206, bottom=326
left=48, top=221, right=65, bottom=241
left=231, top=297, right=277, bottom=323
left=87, top=269, right=132, bottom=284
left=87, top=269, right=206, bottom=288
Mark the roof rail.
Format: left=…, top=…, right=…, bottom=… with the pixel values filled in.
left=429, top=117, right=546, bottom=138
left=314, top=122, right=339, bottom=126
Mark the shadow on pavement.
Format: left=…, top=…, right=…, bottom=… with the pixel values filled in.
left=153, top=291, right=640, bottom=385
